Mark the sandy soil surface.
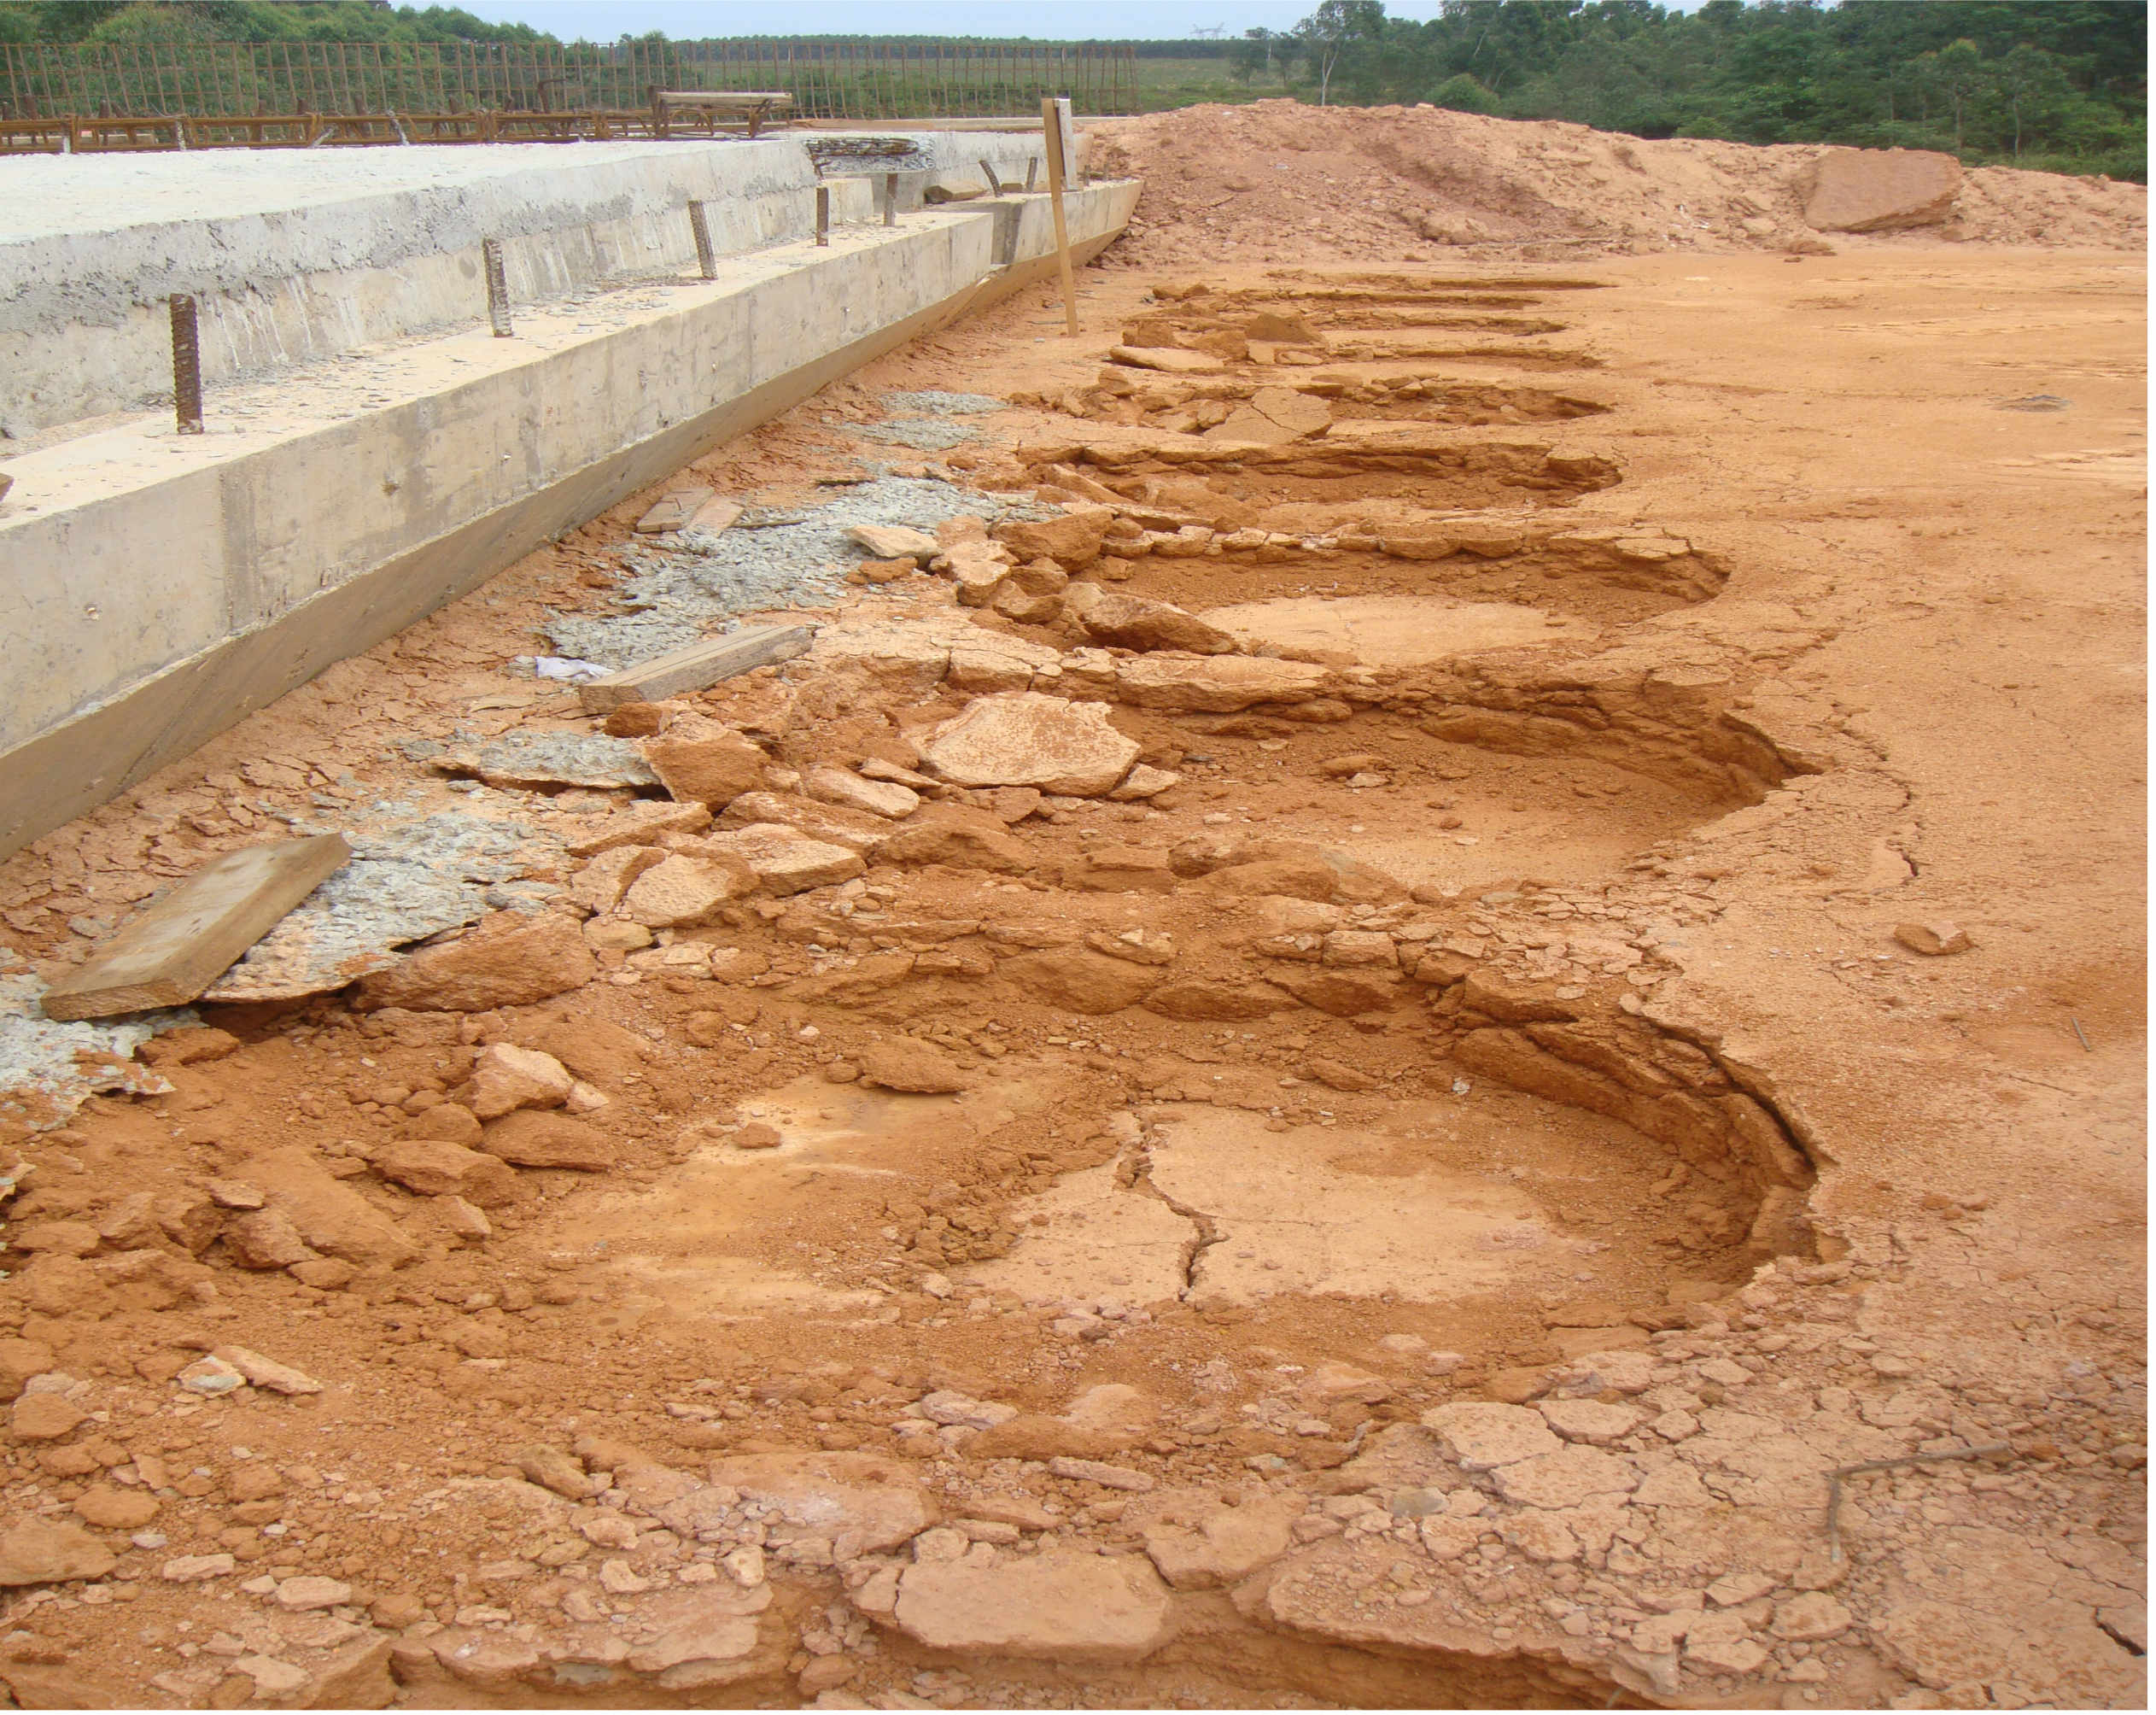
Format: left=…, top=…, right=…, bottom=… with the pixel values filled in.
left=0, top=116, right=2142, bottom=1711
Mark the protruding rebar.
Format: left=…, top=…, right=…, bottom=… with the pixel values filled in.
left=815, top=184, right=830, bottom=247
left=883, top=172, right=898, bottom=226
left=978, top=156, right=1001, bottom=195
left=169, top=295, right=204, bottom=436
left=688, top=198, right=716, bottom=279
left=482, top=237, right=512, bottom=337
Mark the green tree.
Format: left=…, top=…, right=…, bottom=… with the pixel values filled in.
left=1991, top=41, right=2075, bottom=158
left=1918, top=38, right=1990, bottom=148
left=1291, top=0, right=1386, bottom=105
left=1230, top=26, right=1281, bottom=85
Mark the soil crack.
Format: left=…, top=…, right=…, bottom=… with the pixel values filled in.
left=1119, top=1125, right=1225, bottom=1296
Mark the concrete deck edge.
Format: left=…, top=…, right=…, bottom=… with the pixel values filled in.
left=0, top=182, right=1137, bottom=861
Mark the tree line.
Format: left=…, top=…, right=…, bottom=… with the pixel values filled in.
left=2, top=1, right=2141, bottom=181
left=1242, top=1, right=2144, bottom=180
left=0, top=2, right=551, bottom=46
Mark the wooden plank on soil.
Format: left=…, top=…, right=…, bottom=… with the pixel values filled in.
left=687, top=496, right=745, bottom=533
left=40, top=834, right=352, bottom=1021
left=634, top=486, right=716, bottom=533
left=576, top=623, right=815, bottom=714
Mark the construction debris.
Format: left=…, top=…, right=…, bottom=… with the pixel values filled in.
left=38, top=836, right=351, bottom=1021
left=575, top=624, right=815, bottom=713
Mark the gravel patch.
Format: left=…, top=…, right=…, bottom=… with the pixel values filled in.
left=545, top=476, right=1051, bottom=668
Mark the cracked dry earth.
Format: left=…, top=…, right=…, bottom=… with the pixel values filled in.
left=0, top=241, right=2143, bottom=1712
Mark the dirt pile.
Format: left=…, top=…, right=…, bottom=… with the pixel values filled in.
left=1087, top=100, right=2146, bottom=266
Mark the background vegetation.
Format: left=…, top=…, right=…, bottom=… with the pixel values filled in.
left=0, top=0, right=2141, bottom=181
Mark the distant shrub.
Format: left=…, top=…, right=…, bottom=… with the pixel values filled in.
left=1429, top=73, right=1499, bottom=115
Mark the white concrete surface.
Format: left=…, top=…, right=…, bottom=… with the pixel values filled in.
left=0, top=132, right=1050, bottom=437
left=0, top=178, right=1139, bottom=858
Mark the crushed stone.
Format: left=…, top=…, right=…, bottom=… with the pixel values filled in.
left=0, top=973, right=184, bottom=1130
left=202, top=807, right=562, bottom=1003
left=435, top=732, right=657, bottom=791
left=881, top=390, right=1006, bottom=415
left=545, top=476, right=1051, bottom=667
left=850, top=419, right=984, bottom=450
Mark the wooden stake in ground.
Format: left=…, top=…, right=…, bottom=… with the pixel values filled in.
left=1040, top=95, right=1079, bottom=338
left=40, top=834, right=351, bottom=1021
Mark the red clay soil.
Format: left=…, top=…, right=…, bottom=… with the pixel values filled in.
left=0, top=111, right=2141, bottom=1711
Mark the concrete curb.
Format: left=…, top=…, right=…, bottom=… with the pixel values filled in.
left=0, top=179, right=1138, bottom=859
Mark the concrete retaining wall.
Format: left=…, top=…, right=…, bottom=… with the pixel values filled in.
left=0, top=178, right=1138, bottom=859
left=0, top=133, right=1058, bottom=438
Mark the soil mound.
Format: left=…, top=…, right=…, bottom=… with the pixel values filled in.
left=1088, top=100, right=2145, bottom=266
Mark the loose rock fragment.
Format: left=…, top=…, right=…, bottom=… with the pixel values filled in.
left=9, top=1392, right=88, bottom=1440
left=891, top=1550, right=1172, bottom=1663
left=222, top=1209, right=318, bottom=1270
left=1894, top=920, right=1974, bottom=956
left=641, top=719, right=771, bottom=809
left=698, top=826, right=866, bottom=894
left=213, top=1345, right=324, bottom=1396
left=618, top=853, right=758, bottom=928
left=377, top=1138, right=524, bottom=1207
left=273, top=1575, right=353, bottom=1612
left=0, top=1519, right=115, bottom=1586
left=1046, top=1456, right=1155, bottom=1491
left=1064, top=586, right=1236, bottom=655
left=857, top=1041, right=973, bottom=1094
left=805, top=766, right=920, bottom=820
left=479, top=1113, right=615, bottom=1172
left=918, top=694, right=1141, bottom=798
left=355, top=911, right=597, bottom=1013
left=467, top=1043, right=576, bottom=1118
left=849, top=524, right=940, bottom=562
left=1803, top=145, right=1962, bottom=231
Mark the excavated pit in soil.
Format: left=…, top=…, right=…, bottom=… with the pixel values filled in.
left=1053, top=375, right=1612, bottom=434
left=513, top=263, right=1825, bottom=1706
left=0, top=256, right=1883, bottom=1712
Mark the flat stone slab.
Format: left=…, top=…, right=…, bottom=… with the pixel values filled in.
left=698, top=825, right=864, bottom=894
left=1422, top=1401, right=1563, bottom=1470
left=891, top=1549, right=1173, bottom=1663
left=1110, top=655, right=1329, bottom=712
left=918, top=692, right=1138, bottom=797
left=1490, top=1444, right=1639, bottom=1509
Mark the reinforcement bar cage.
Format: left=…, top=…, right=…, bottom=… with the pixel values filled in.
left=0, top=39, right=1138, bottom=130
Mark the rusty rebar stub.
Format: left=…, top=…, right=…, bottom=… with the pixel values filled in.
left=482, top=237, right=512, bottom=338
left=815, top=184, right=830, bottom=248
left=169, top=294, right=204, bottom=436
left=884, top=173, right=898, bottom=227
left=687, top=199, right=717, bottom=280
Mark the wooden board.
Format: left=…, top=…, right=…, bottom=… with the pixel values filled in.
left=634, top=487, right=716, bottom=533
left=687, top=496, right=745, bottom=533
left=576, top=623, right=814, bottom=714
left=40, top=834, right=352, bottom=1021
left=1107, top=345, right=1224, bottom=374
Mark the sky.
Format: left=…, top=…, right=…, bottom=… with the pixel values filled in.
left=459, top=1, right=1712, bottom=42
